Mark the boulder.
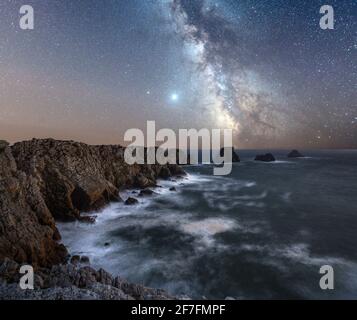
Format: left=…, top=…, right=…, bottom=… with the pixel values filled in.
left=125, top=197, right=139, bottom=206
left=70, top=256, right=81, bottom=265
left=158, top=167, right=171, bottom=179
left=80, top=256, right=90, bottom=264
left=254, top=153, right=276, bottom=162
left=169, top=187, right=177, bottom=192
left=287, top=150, right=305, bottom=158
left=139, top=189, right=155, bottom=197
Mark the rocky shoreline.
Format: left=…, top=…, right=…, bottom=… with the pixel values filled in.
left=0, top=139, right=186, bottom=300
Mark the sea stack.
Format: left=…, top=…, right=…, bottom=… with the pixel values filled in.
left=287, top=150, right=305, bottom=158
left=254, top=153, right=276, bottom=162
left=220, top=147, right=240, bottom=162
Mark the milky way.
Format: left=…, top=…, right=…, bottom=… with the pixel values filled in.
left=0, top=0, right=356, bottom=148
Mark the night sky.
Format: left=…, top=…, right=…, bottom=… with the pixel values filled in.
left=0, top=0, right=356, bottom=148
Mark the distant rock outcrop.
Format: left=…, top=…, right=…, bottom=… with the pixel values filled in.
left=287, top=150, right=305, bottom=158
left=220, top=147, right=240, bottom=162
left=254, top=153, right=276, bottom=162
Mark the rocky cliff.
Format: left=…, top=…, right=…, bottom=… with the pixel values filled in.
left=0, top=139, right=185, bottom=269
left=0, top=141, right=67, bottom=268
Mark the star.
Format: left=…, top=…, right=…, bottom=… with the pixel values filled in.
left=170, top=93, right=179, bottom=102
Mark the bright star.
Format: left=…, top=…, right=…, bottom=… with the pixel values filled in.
left=171, top=93, right=179, bottom=102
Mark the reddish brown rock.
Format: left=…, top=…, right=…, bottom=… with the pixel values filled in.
left=0, top=142, right=67, bottom=268
left=1, top=139, right=185, bottom=269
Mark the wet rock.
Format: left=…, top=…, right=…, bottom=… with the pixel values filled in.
left=104, top=242, right=110, bottom=247
left=254, top=153, right=276, bottom=162
left=288, top=150, right=305, bottom=158
left=159, top=167, right=171, bottom=179
left=80, top=256, right=90, bottom=265
left=79, top=216, right=96, bottom=224
left=96, top=268, right=113, bottom=286
left=169, top=187, right=177, bottom=192
left=125, top=197, right=139, bottom=205
left=134, top=174, right=155, bottom=189
left=70, top=256, right=81, bottom=265
left=168, top=164, right=187, bottom=176
left=138, top=189, right=155, bottom=197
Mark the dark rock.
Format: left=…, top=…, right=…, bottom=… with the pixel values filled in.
left=138, top=189, right=155, bottom=197
left=104, top=242, right=110, bottom=247
left=168, top=164, right=187, bottom=176
left=254, top=153, right=276, bottom=162
left=80, top=256, right=90, bottom=264
left=125, top=197, right=139, bottom=206
left=134, top=174, right=155, bottom=189
left=96, top=268, right=113, bottom=286
left=70, top=256, right=81, bottom=265
left=169, top=187, right=177, bottom=192
left=158, top=167, right=171, bottom=179
left=79, top=216, right=96, bottom=224
left=0, top=140, right=9, bottom=152
left=288, top=150, right=305, bottom=158
left=220, top=147, right=240, bottom=162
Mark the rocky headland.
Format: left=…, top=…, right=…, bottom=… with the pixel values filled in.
left=0, top=139, right=186, bottom=300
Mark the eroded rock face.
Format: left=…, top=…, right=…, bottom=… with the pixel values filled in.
left=1, top=139, right=185, bottom=268
left=0, top=143, right=67, bottom=268
left=11, top=139, right=184, bottom=221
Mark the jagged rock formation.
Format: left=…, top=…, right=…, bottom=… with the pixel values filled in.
left=287, top=150, right=305, bottom=158
left=254, top=153, right=276, bottom=162
left=0, top=142, right=67, bottom=268
left=0, top=138, right=186, bottom=269
left=0, top=259, right=177, bottom=300
left=220, top=147, right=240, bottom=162
left=11, top=139, right=185, bottom=222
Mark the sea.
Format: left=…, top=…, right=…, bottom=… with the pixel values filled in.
left=58, top=150, right=357, bottom=299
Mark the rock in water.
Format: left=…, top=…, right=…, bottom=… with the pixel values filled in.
left=138, top=189, right=155, bottom=197
left=288, top=150, right=305, bottom=158
left=255, top=153, right=276, bottom=162
left=125, top=197, right=139, bottom=205
left=220, top=147, right=240, bottom=162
